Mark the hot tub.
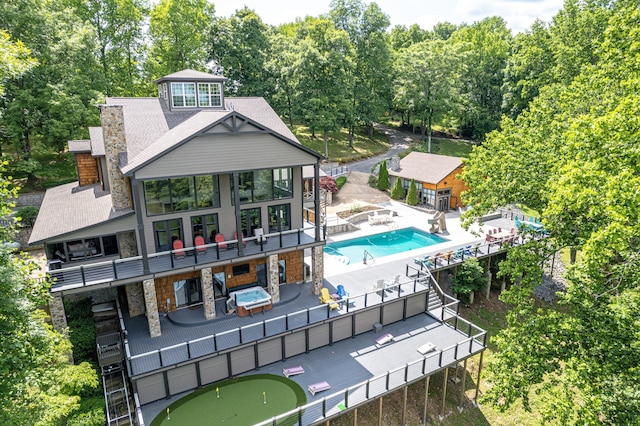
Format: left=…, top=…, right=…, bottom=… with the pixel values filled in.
left=230, top=286, right=272, bottom=317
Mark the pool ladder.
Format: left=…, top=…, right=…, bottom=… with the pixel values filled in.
left=363, top=249, right=375, bottom=265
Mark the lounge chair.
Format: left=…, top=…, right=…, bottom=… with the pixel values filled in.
left=215, top=233, right=227, bottom=250
left=453, top=247, right=465, bottom=260
left=463, top=245, right=474, bottom=257
left=308, top=381, right=331, bottom=395
left=413, top=255, right=433, bottom=269
left=336, top=285, right=348, bottom=299
left=172, top=239, right=185, bottom=259
left=373, top=279, right=386, bottom=293
left=319, top=288, right=339, bottom=310
left=283, top=365, right=305, bottom=378
left=194, top=235, right=206, bottom=255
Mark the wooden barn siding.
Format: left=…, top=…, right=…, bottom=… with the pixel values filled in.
left=76, top=153, right=100, bottom=186
left=133, top=133, right=316, bottom=180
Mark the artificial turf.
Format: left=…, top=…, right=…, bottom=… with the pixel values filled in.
left=151, top=374, right=306, bottom=425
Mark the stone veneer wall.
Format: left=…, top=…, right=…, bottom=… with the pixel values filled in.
left=100, top=104, right=130, bottom=211
left=267, top=254, right=280, bottom=303
left=76, top=152, right=99, bottom=186
left=49, top=295, right=68, bottom=335
left=201, top=268, right=216, bottom=320
left=311, top=245, right=324, bottom=295
left=118, top=231, right=146, bottom=317
left=143, top=279, right=161, bottom=338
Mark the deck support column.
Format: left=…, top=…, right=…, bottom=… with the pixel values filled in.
left=201, top=268, right=216, bottom=320
left=311, top=245, right=324, bottom=295
left=143, top=278, right=161, bottom=338
left=459, top=358, right=468, bottom=409
left=422, top=375, right=430, bottom=424
left=441, top=367, right=449, bottom=419
left=353, top=407, right=358, bottom=425
left=267, top=254, right=280, bottom=303
left=378, top=397, right=383, bottom=426
left=474, top=351, right=484, bottom=405
left=402, top=385, right=408, bottom=425
left=485, top=270, right=492, bottom=299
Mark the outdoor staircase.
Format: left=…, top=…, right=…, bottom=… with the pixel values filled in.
left=93, top=304, right=133, bottom=426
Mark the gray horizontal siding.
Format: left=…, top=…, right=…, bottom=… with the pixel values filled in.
left=134, top=133, right=317, bottom=180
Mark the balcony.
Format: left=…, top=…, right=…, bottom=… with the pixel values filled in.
left=47, top=226, right=323, bottom=293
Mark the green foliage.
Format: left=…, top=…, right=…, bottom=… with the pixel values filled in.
left=463, top=4, right=640, bottom=423
left=335, top=175, right=346, bottom=189
left=147, top=0, right=214, bottom=78
left=65, top=298, right=98, bottom=365
left=16, top=205, right=38, bottom=226
left=390, top=177, right=404, bottom=200
left=406, top=179, right=418, bottom=205
left=451, top=258, right=487, bottom=295
left=377, top=159, right=389, bottom=190
left=66, top=395, right=107, bottom=426
left=0, top=30, right=36, bottom=95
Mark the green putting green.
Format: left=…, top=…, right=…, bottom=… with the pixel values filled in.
left=151, top=374, right=306, bottom=426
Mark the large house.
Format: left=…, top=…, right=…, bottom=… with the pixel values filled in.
left=29, top=69, right=326, bottom=338
left=388, top=151, right=467, bottom=211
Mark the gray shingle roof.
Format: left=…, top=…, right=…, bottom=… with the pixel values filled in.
left=106, top=97, right=170, bottom=160
left=28, top=182, right=133, bottom=244
left=229, top=97, right=299, bottom=143
left=89, top=127, right=105, bottom=156
left=388, top=151, right=463, bottom=184
left=68, top=140, right=91, bottom=153
left=154, top=69, right=228, bottom=83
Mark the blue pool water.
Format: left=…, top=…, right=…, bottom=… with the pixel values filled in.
left=324, top=227, right=446, bottom=264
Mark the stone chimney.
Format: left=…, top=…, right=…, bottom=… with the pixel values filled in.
left=100, top=104, right=131, bottom=211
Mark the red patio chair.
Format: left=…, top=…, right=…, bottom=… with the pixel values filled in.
left=234, top=231, right=246, bottom=247
left=172, top=238, right=185, bottom=258
left=194, top=235, right=206, bottom=254
left=215, top=233, right=227, bottom=250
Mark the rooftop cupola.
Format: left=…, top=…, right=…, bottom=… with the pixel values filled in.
left=153, top=69, right=228, bottom=112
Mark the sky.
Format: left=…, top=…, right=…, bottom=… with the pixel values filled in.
left=214, top=0, right=565, bottom=34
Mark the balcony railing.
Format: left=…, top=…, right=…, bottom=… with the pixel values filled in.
left=47, top=226, right=323, bottom=292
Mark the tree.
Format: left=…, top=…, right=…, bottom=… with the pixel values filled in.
left=292, top=17, right=354, bottom=158
left=405, top=178, right=418, bottom=205
left=0, top=30, right=36, bottom=96
left=65, top=0, right=148, bottom=96
left=460, top=4, right=640, bottom=422
left=450, top=257, right=486, bottom=301
left=209, top=7, right=274, bottom=98
left=0, top=162, right=100, bottom=423
left=390, top=177, right=404, bottom=200
left=394, top=39, right=463, bottom=151
left=377, top=159, right=389, bottom=191
left=330, top=0, right=392, bottom=143
left=147, top=0, right=215, bottom=79
left=0, top=0, right=102, bottom=181
left=451, top=17, right=512, bottom=140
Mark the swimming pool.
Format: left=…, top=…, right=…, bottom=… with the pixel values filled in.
left=324, top=227, right=446, bottom=264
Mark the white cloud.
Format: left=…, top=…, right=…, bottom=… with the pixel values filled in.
left=456, top=0, right=564, bottom=32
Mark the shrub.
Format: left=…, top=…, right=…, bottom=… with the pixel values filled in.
left=16, top=206, right=39, bottom=227
left=390, top=178, right=404, bottom=200
left=319, top=176, right=339, bottom=193
left=377, top=160, right=390, bottom=191
left=368, top=174, right=378, bottom=188
left=335, top=176, right=347, bottom=189
left=406, top=179, right=418, bottom=205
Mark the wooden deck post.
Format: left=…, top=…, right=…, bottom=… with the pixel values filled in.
left=441, top=367, right=449, bottom=418
left=378, top=397, right=383, bottom=426
left=353, top=407, right=358, bottom=426
left=474, top=351, right=484, bottom=405
left=459, top=358, right=468, bottom=408
left=422, top=375, right=430, bottom=424
left=402, top=386, right=408, bottom=425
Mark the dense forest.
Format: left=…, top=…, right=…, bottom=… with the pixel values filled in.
left=1, top=0, right=640, bottom=424
left=0, top=0, right=611, bottom=186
